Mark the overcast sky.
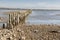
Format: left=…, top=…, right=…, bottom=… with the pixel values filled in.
left=0, top=0, right=60, bottom=9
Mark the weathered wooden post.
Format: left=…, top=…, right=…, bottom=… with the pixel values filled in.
left=7, top=13, right=13, bottom=29
left=16, top=13, right=19, bottom=25
left=14, top=12, right=17, bottom=26
left=5, top=10, right=32, bottom=29
left=11, top=12, right=15, bottom=27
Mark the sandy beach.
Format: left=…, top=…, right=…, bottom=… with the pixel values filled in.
left=0, top=24, right=60, bottom=40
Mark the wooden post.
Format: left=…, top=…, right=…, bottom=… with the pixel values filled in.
left=8, top=14, right=13, bottom=29
left=15, top=13, right=17, bottom=26
left=8, top=14, right=11, bottom=28
left=17, top=14, right=19, bottom=24
left=6, top=14, right=11, bottom=29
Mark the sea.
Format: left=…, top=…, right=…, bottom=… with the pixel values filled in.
left=0, top=10, right=60, bottom=26
left=26, top=10, right=60, bottom=25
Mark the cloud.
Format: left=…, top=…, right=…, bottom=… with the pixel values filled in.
left=0, top=1, right=60, bottom=9
left=17, top=2, right=60, bottom=9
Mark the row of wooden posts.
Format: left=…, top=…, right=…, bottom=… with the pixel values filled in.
left=2, top=10, right=32, bottom=29
left=2, top=12, right=20, bottom=29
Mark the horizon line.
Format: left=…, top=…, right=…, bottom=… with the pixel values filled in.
left=0, top=7, right=60, bottom=10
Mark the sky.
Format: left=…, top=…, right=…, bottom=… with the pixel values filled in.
left=0, top=0, right=60, bottom=9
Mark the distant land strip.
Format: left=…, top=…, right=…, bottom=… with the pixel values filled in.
left=0, top=8, right=60, bottom=11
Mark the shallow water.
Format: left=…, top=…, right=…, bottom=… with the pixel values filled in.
left=26, top=10, right=60, bottom=24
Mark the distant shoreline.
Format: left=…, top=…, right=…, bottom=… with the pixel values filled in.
left=0, top=8, right=60, bottom=11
